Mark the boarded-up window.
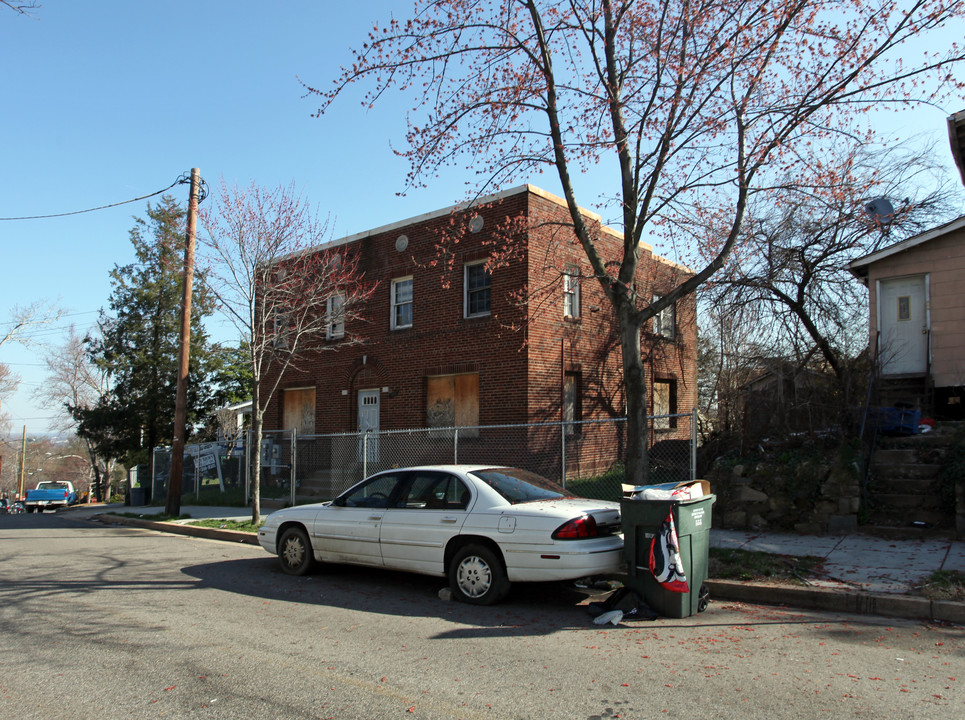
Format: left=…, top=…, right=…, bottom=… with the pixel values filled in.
left=653, top=379, right=677, bottom=431
left=427, top=373, right=479, bottom=436
left=283, top=388, right=316, bottom=435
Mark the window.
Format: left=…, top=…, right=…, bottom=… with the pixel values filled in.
left=427, top=373, right=479, bottom=436
left=327, top=293, right=345, bottom=339
left=399, top=472, right=470, bottom=510
left=391, top=276, right=413, bottom=330
left=897, top=296, right=911, bottom=321
left=464, top=261, right=491, bottom=318
left=563, top=372, right=582, bottom=435
left=653, top=295, right=675, bottom=338
left=272, top=311, right=290, bottom=348
left=563, top=265, right=580, bottom=319
left=653, top=378, right=677, bottom=430
left=339, top=473, right=403, bottom=509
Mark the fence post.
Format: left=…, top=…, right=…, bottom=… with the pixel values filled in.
left=691, top=407, right=698, bottom=483
left=453, top=427, right=459, bottom=464
left=194, top=445, right=200, bottom=501
left=244, top=429, right=251, bottom=505
left=290, top=428, right=297, bottom=507
left=362, top=430, right=368, bottom=479
left=561, top=420, right=567, bottom=489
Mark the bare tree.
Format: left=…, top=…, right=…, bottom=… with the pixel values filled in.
left=706, top=144, right=958, bottom=408
left=1, top=1, right=39, bottom=16
left=34, top=326, right=115, bottom=500
left=308, top=0, right=965, bottom=485
left=200, top=180, right=377, bottom=523
left=0, top=300, right=64, bottom=434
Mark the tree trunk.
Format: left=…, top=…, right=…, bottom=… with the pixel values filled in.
left=618, top=304, right=650, bottom=487
left=250, top=383, right=262, bottom=525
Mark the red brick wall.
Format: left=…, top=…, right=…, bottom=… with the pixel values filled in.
left=262, top=187, right=697, bottom=458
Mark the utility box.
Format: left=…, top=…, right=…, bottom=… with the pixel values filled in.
left=620, top=494, right=715, bottom=618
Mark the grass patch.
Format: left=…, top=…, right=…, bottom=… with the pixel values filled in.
left=178, top=486, right=249, bottom=506
left=565, top=466, right=625, bottom=502
left=709, top=547, right=825, bottom=585
left=187, top=518, right=264, bottom=533
left=114, top=512, right=193, bottom=522
left=920, top=570, right=965, bottom=601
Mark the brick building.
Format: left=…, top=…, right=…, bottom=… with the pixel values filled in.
left=262, top=185, right=696, bottom=479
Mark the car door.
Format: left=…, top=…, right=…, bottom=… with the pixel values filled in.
left=311, top=472, right=405, bottom=566
left=379, top=470, right=472, bottom=574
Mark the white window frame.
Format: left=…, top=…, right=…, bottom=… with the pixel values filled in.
left=391, top=276, right=413, bottom=330
left=563, top=265, right=581, bottom=319
left=653, top=294, right=675, bottom=338
left=464, top=261, right=491, bottom=318
left=327, top=293, right=345, bottom=339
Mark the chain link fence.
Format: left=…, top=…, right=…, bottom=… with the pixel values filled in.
left=143, top=410, right=696, bottom=505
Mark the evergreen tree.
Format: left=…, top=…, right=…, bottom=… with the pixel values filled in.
left=76, top=196, right=222, bottom=483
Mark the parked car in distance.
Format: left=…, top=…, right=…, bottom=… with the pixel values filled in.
left=24, top=481, right=77, bottom=513
left=258, top=465, right=624, bottom=605
left=0, top=498, right=20, bottom=514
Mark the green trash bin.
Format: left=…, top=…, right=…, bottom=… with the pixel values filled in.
left=620, top=494, right=715, bottom=618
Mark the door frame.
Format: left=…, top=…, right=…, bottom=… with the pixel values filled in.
left=876, top=274, right=930, bottom=376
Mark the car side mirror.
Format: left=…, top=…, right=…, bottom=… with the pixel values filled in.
left=332, top=496, right=346, bottom=507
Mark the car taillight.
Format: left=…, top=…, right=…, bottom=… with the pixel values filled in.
left=552, top=515, right=599, bottom=540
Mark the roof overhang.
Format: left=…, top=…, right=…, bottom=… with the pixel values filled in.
left=848, top=214, right=965, bottom=284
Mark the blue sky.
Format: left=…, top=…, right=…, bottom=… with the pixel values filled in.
left=1, top=1, right=963, bottom=433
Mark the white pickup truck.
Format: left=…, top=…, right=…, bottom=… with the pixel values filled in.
left=24, top=481, right=77, bottom=512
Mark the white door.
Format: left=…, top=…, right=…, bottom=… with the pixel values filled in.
left=357, top=389, right=380, bottom=463
left=878, top=275, right=928, bottom=375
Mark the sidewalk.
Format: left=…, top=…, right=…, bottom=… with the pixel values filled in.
left=712, top=528, right=965, bottom=595
left=69, top=503, right=965, bottom=623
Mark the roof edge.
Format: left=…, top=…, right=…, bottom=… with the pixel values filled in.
left=848, top=214, right=965, bottom=273
left=320, top=184, right=691, bottom=271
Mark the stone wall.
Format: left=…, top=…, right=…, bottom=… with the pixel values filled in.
left=707, top=445, right=862, bottom=535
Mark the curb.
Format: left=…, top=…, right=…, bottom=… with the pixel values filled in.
left=706, top=579, right=965, bottom=624
left=95, top=513, right=259, bottom=546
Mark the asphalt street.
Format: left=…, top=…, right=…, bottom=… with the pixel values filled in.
left=2, top=510, right=964, bottom=719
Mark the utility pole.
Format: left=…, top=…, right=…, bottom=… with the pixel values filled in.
left=165, top=168, right=200, bottom=517
left=17, top=425, right=26, bottom=500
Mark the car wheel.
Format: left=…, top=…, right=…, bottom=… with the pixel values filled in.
left=448, top=543, right=510, bottom=605
left=278, top=527, right=314, bottom=576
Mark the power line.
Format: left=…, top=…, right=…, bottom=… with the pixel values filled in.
left=0, top=172, right=203, bottom=221
left=0, top=310, right=98, bottom=329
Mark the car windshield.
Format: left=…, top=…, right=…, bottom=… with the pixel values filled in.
left=469, top=468, right=568, bottom=505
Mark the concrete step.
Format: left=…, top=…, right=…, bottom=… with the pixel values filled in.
left=873, top=491, right=946, bottom=509
left=859, top=523, right=957, bottom=540
left=873, top=448, right=920, bottom=464
left=871, top=478, right=943, bottom=497
left=871, top=463, right=943, bottom=481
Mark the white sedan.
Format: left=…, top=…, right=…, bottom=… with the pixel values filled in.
left=258, top=465, right=625, bottom=604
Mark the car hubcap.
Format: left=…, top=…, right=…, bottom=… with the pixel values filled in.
left=457, top=555, right=492, bottom=598
left=283, top=537, right=304, bottom=568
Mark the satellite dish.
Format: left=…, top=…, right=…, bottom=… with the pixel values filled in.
left=864, top=198, right=895, bottom=224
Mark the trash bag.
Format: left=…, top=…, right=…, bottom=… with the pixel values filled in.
left=586, top=587, right=659, bottom=621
